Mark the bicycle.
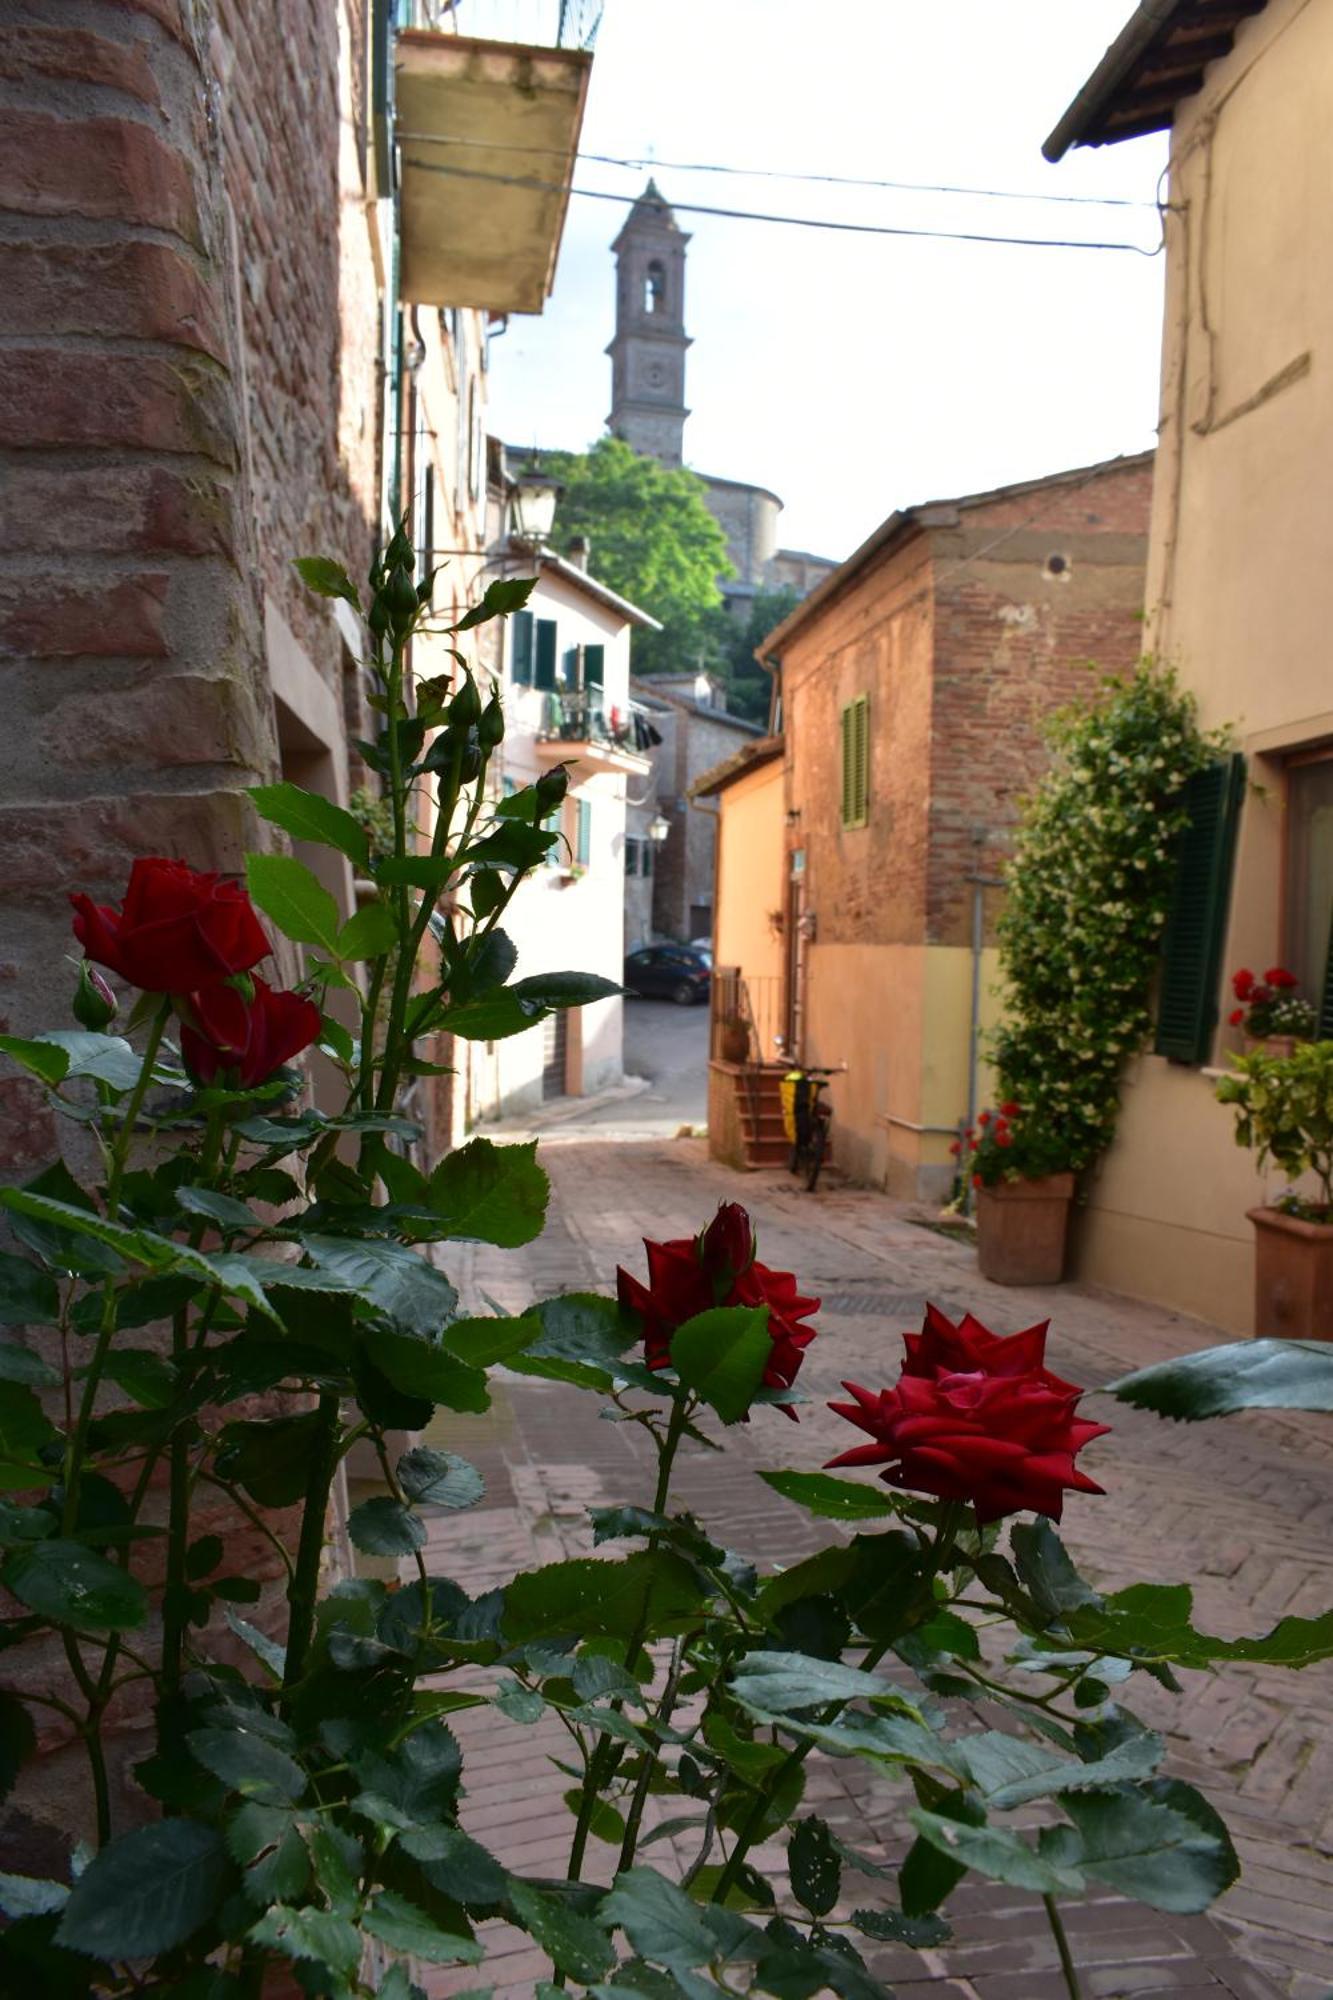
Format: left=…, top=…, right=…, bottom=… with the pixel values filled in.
left=780, top=1064, right=839, bottom=1192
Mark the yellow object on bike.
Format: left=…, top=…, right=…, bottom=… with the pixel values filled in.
left=780, top=1070, right=804, bottom=1145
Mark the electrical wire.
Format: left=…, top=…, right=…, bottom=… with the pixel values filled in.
left=392, top=130, right=1158, bottom=210
left=404, top=156, right=1163, bottom=255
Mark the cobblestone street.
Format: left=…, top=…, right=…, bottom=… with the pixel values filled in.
left=404, top=1137, right=1333, bottom=2000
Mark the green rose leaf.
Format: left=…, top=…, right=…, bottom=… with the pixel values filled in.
left=348, top=1495, right=426, bottom=1556
left=431, top=990, right=548, bottom=1042
left=248, top=1902, right=362, bottom=1977
left=375, top=1333, right=490, bottom=1413
left=1066, top=1581, right=1333, bottom=1669
left=503, top=1552, right=703, bottom=1644
left=599, top=1867, right=715, bottom=1970
left=249, top=780, right=369, bottom=869
left=0, top=1380, right=57, bottom=1489
left=507, top=1291, right=635, bottom=1394
left=407, top=1138, right=549, bottom=1248
left=400, top=1825, right=509, bottom=1908
left=789, top=1816, right=841, bottom=1917
left=336, top=901, right=397, bottom=962
left=670, top=1304, right=771, bottom=1425
left=0, top=1870, right=68, bottom=1919
left=909, top=1810, right=1085, bottom=1897
left=1053, top=1781, right=1238, bottom=1912
left=952, top=1723, right=1163, bottom=1809
left=56, top=1819, right=228, bottom=1960
left=1109, top=1336, right=1333, bottom=1418
left=730, top=1649, right=900, bottom=1715
left=292, top=555, right=361, bottom=609
left=302, top=1235, right=458, bottom=1338
left=757, top=1469, right=900, bottom=1521
left=397, top=1446, right=484, bottom=1510
left=245, top=853, right=342, bottom=955
left=509, top=1882, right=616, bottom=1982
left=453, top=574, right=535, bottom=629
left=1010, top=1519, right=1101, bottom=1620
left=187, top=1725, right=306, bottom=1804
left=508, top=971, right=622, bottom=1008
left=226, top=1802, right=309, bottom=1905
left=441, top=1313, right=542, bottom=1368
left=2, top=1539, right=147, bottom=1631
left=362, top=1891, right=483, bottom=1964
left=0, top=1691, right=36, bottom=1806
left=0, top=1252, right=59, bottom=1331
left=175, top=1187, right=262, bottom=1234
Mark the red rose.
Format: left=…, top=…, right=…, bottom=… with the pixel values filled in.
left=999, top=1101, right=1022, bottom=1119
left=616, top=1203, right=819, bottom=1418
left=72, top=858, right=270, bottom=994
left=949, top=1140, right=961, bottom=1157
left=826, top=1304, right=1109, bottom=1524
left=1229, top=1008, right=1245, bottom=1027
left=994, top=1128, right=1013, bottom=1147
left=1231, top=968, right=1255, bottom=1000
left=1265, top=967, right=1298, bottom=989
left=180, top=978, right=321, bottom=1089
left=977, top=1110, right=991, bottom=1126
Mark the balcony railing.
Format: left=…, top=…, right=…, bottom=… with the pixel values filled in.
left=536, top=694, right=657, bottom=756
left=401, top=0, right=602, bottom=49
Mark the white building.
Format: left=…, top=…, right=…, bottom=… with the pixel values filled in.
left=466, top=539, right=660, bottom=1122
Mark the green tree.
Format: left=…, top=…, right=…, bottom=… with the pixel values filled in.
left=544, top=437, right=732, bottom=676
left=710, top=584, right=800, bottom=725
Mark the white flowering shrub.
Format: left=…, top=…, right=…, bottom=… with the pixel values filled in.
left=992, top=664, right=1225, bottom=1172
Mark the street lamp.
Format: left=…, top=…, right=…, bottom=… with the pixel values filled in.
left=648, top=813, right=671, bottom=845
left=509, top=465, right=563, bottom=547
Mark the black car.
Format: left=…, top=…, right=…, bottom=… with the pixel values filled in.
left=623, top=944, right=711, bottom=1005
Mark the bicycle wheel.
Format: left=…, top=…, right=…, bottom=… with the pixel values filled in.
left=805, top=1122, right=828, bottom=1192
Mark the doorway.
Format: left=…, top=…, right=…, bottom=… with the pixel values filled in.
left=541, top=1008, right=568, bottom=1100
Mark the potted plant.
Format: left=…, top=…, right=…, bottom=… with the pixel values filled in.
left=1217, top=1040, right=1333, bottom=1339
left=717, top=1013, right=751, bottom=1062
left=1227, top=965, right=1316, bottom=1058
left=960, top=1102, right=1076, bottom=1286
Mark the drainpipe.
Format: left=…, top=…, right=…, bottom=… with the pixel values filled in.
left=961, top=863, right=1004, bottom=1215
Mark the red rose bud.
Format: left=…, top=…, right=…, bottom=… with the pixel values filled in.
left=617, top=1215, right=818, bottom=1419
left=72, top=961, right=118, bottom=1030
left=180, top=977, right=321, bottom=1090
left=1229, top=1008, right=1245, bottom=1027
left=72, top=858, right=270, bottom=994
left=1232, top=967, right=1255, bottom=1000
left=826, top=1303, right=1109, bottom=1524
left=977, top=1110, right=991, bottom=1125
left=1265, top=967, right=1298, bottom=989
left=698, top=1201, right=757, bottom=1288
left=949, top=1140, right=961, bottom=1157
left=995, top=1129, right=1013, bottom=1147
left=999, top=1101, right=1022, bottom=1118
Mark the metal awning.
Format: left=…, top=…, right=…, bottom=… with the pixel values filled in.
left=396, top=30, right=591, bottom=311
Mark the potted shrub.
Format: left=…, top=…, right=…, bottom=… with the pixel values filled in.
left=717, top=1013, right=751, bottom=1063
left=1227, top=964, right=1316, bottom=1058
left=961, top=1102, right=1076, bottom=1286
left=1217, top=1041, right=1333, bottom=1339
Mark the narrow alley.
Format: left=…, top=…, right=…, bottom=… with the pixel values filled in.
left=407, top=1134, right=1333, bottom=2000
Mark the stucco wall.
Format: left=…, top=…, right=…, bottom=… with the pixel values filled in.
left=713, top=757, right=785, bottom=1018
left=1075, top=0, right=1333, bottom=1328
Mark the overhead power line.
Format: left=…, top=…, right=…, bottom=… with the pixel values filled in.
left=395, top=130, right=1158, bottom=210
left=405, top=157, right=1163, bottom=255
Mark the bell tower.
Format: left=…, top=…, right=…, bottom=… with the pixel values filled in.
left=606, top=180, right=691, bottom=467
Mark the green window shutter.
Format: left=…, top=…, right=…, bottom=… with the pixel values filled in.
left=535, top=620, right=558, bottom=692
left=511, top=611, right=534, bottom=685
left=1318, top=912, right=1333, bottom=1039
left=584, top=644, right=605, bottom=690
left=840, top=695, right=869, bottom=828
left=643, top=839, right=654, bottom=879
left=575, top=799, right=592, bottom=865
left=1154, top=754, right=1247, bottom=1064
left=561, top=646, right=580, bottom=691
left=542, top=805, right=562, bottom=868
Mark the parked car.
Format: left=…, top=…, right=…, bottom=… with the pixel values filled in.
left=688, top=939, right=714, bottom=964
left=623, top=944, right=712, bottom=1005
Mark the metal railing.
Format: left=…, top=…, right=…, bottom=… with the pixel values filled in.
left=711, top=970, right=785, bottom=1066
left=536, top=694, right=655, bottom=753
left=400, top=0, right=601, bottom=47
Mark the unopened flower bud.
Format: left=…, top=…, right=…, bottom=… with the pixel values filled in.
left=72, top=962, right=117, bottom=1031
left=449, top=674, right=482, bottom=729
left=456, top=727, right=481, bottom=785
left=534, top=765, right=569, bottom=815
left=384, top=524, right=415, bottom=574
left=698, top=1202, right=756, bottom=1289
left=479, top=692, right=505, bottom=749
left=384, top=565, right=419, bottom=632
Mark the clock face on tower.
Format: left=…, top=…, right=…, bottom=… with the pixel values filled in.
left=646, top=363, right=666, bottom=388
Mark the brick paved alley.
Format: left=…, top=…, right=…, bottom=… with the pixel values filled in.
left=391, top=1137, right=1333, bottom=2000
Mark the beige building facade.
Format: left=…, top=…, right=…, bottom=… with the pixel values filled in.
left=1046, top=0, right=1333, bottom=1329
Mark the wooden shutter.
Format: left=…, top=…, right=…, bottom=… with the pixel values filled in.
left=575, top=799, right=592, bottom=865
left=510, top=610, right=534, bottom=685
left=584, top=643, right=605, bottom=690
left=534, top=619, right=558, bottom=691
left=1154, top=755, right=1247, bottom=1064
left=840, top=695, right=869, bottom=827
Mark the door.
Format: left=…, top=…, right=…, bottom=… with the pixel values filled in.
left=541, top=1008, right=568, bottom=1099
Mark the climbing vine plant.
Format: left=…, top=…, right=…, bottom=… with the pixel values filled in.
left=992, top=663, right=1226, bottom=1172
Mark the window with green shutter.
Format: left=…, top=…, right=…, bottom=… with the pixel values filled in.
left=510, top=611, right=534, bottom=686
left=840, top=694, right=869, bottom=828
left=1154, top=755, right=1247, bottom=1064
left=584, top=643, right=605, bottom=691
left=534, top=619, right=558, bottom=692
left=575, top=798, right=592, bottom=866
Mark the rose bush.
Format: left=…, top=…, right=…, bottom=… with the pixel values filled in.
left=2, top=536, right=1330, bottom=2000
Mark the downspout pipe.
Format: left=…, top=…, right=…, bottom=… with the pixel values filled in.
left=1042, top=0, right=1183, bottom=160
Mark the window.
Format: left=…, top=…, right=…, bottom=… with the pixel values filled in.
left=575, top=798, right=592, bottom=866
left=840, top=695, right=869, bottom=828
left=1286, top=757, right=1333, bottom=1029
left=560, top=646, right=580, bottom=692
left=642, top=839, right=654, bottom=879
left=542, top=805, right=562, bottom=869
left=645, top=260, right=666, bottom=314
left=584, top=644, right=605, bottom=691
left=625, top=836, right=642, bottom=877
left=534, top=619, right=558, bottom=692
left=1154, top=756, right=1247, bottom=1063
left=510, top=611, right=534, bottom=686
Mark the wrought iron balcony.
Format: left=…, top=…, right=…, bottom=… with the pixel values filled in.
left=534, top=695, right=656, bottom=776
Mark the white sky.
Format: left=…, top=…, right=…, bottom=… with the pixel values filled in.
left=485, top=0, right=1169, bottom=560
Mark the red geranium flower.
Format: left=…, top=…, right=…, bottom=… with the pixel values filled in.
left=616, top=1202, right=819, bottom=1418
left=72, top=858, right=270, bottom=994
left=1265, top=967, right=1298, bottom=989
left=999, top=1101, right=1022, bottom=1118
left=1231, top=968, right=1255, bottom=1001
left=180, top=978, right=321, bottom=1089
left=1229, top=1008, right=1245, bottom=1027
left=977, top=1111, right=991, bottom=1126
left=826, top=1304, right=1109, bottom=1524
left=995, top=1128, right=1013, bottom=1147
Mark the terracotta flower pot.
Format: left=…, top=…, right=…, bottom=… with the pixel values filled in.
left=718, top=1020, right=750, bottom=1063
left=976, top=1172, right=1076, bottom=1286
left=1247, top=1204, right=1333, bottom=1340
left=1243, top=1034, right=1298, bottom=1059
